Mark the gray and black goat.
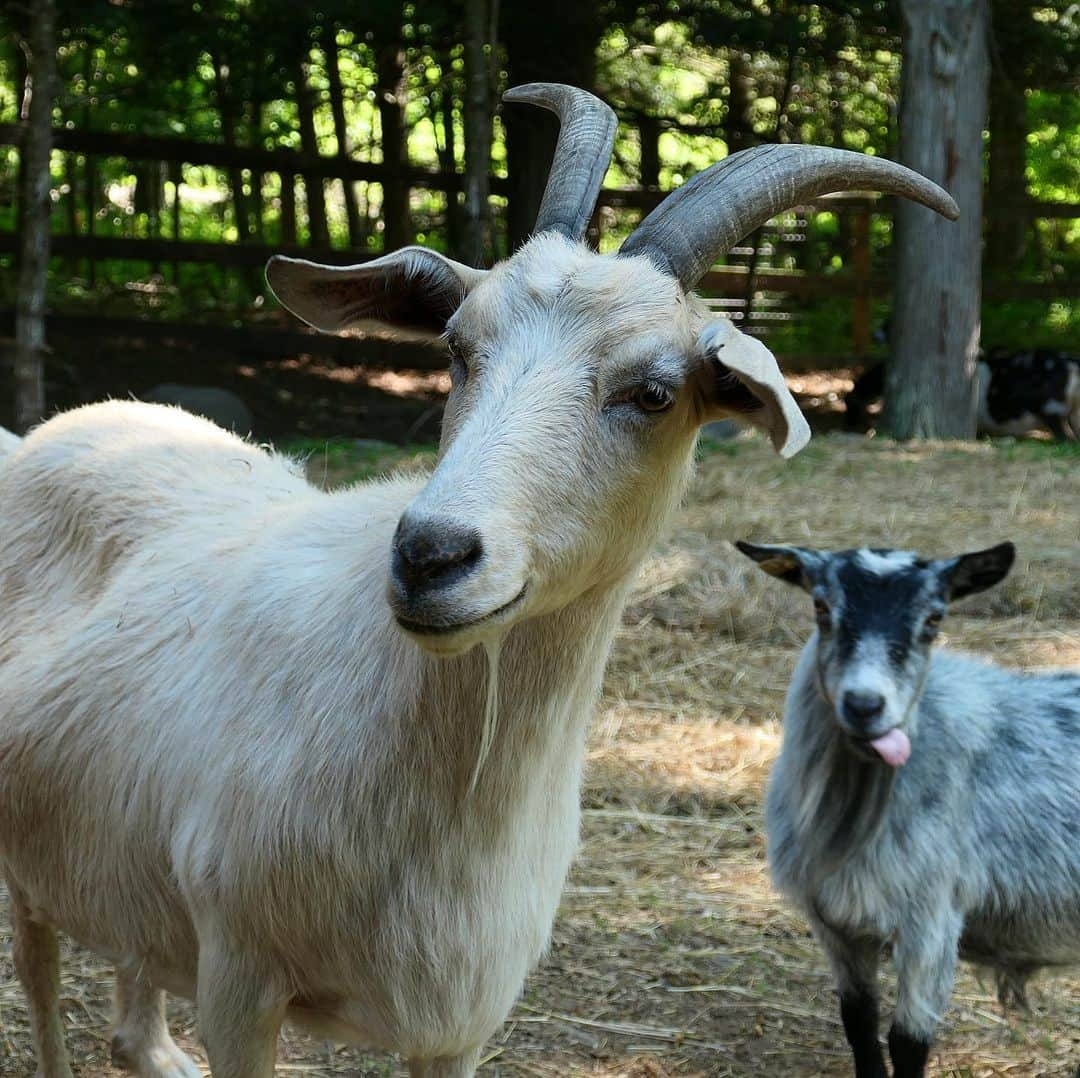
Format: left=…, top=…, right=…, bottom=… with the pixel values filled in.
left=737, top=539, right=1080, bottom=1078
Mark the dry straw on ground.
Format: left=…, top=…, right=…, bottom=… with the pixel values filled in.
left=1, top=433, right=1077, bottom=1076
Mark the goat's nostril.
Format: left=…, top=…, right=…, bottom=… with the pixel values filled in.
left=842, top=690, right=887, bottom=725
left=393, top=518, right=484, bottom=589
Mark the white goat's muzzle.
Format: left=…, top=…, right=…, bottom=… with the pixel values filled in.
left=387, top=509, right=529, bottom=654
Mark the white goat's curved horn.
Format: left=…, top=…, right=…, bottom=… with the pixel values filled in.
left=619, top=144, right=960, bottom=291
left=503, top=82, right=617, bottom=242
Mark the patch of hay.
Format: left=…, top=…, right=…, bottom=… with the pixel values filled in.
left=1, top=434, right=1076, bottom=1076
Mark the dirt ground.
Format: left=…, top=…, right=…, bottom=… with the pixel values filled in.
left=1, top=429, right=1077, bottom=1077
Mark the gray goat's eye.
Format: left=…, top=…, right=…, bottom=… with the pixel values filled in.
left=813, top=597, right=831, bottom=625
left=920, top=611, right=944, bottom=641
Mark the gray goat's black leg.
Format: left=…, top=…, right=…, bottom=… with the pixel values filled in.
left=840, top=989, right=888, bottom=1078
left=887, top=1024, right=931, bottom=1078
left=811, top=916, right=887, bottom=1077
left=888, top=912, right=960, bottom=1078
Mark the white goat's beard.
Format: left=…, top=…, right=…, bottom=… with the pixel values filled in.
left=467, top=638, right=502, bottom=795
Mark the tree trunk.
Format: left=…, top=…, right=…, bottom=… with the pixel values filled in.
left=985, top=63, right=1027, bottom=273
left=324, top=28, right=363, bottom=248
left=296, top=50, right=330, bottom=247
left=280, top=170, right=297, bottom=245
left=638, top=113, right=660, bottom=188
left=82, top=43, right=96, bottom=286
left=248, top=90, right=265, bottom=243
left=211, top=52, right=252, bottom=244
left=14, top=0, right=56, bottom=433
left=886, top=0, right=989, bottom=440
left=724, top=50, right=755, bottom=155
left=169, top=159, right=182, bottom=283
left=14, top=32, right=29, bottom=121
left=462, top=0, right=496, bottom=266
left=502, top=1, right=602, bottom=250
left=375, top=40, right=410, bottom=251
left=436, top=64, right=461, bottom=257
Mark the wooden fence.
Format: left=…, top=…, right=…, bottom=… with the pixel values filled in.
left=1, top=121, right=1076, bottom=365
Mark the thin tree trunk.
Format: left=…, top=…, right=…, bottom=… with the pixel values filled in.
left=462, top=0, right=496, bottom=266
left=375, top=40, right=410, bottom=251
left=638, top=113, right=660, bottom=189
left=324, top=28, right=363, bottom=248
left=211, top=51, right=252, bottom=243
left=724, top=50, right=754, bottom=156
left=280, top=170, right=297, bottom=245
left=985, top=62, right=1027, bottom=273
left=82, top=43, right=96, bottom=286
left=169, top=159, right=182, bottom=283
left=502, top=0, right=602, bottom=250
left=14, top=33, right=29, bottom=121
left=63, top=151, right=78, bottom=276
left=248, top=90, right=265, bottom=243
left=743, top=49, right=796, bottom=328
left=296, top=49, right=330, bottom=247
left=14, top=0, right=56, bottom=432
left=436, top=65, right=461, bottom=256
left=887, top=0, right=989, bottom=440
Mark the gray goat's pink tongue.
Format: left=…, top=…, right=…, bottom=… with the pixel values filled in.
left=869, top=728, right=911, bottom=767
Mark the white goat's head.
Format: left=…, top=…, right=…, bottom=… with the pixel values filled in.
left=267, top=84, right=957, bottom=656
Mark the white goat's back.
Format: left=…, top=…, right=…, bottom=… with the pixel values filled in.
left=0, top=401, right=310, bottom=656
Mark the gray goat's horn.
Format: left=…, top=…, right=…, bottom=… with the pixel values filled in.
left=620, top=144, right=960, bottom=291
left=503, top=82, right=618, bottom=242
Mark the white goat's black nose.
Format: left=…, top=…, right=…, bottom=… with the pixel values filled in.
left=392, top=517, right=484, bottom=591
left=842, top=690, right=886, bottom=726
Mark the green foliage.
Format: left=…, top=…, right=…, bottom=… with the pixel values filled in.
left=0, top=0, right=1076, bottom=355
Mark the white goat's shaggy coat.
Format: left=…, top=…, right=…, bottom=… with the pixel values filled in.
left=0, top=232, right=808, bottom=1076
left=0, top=403, right=610, bottom=1065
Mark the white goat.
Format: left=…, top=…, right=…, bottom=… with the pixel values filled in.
left=0, top=84, right=957, bottom=1078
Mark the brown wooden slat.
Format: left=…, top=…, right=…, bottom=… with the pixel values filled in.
left=0, top=232, right=373, bottom=267
left=0, top=309, right=449, bottom=371
left=0, top=122, right=509, bottom=194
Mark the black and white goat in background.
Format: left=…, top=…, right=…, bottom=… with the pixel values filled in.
left=737, top=540, right=1080, bottom=1078
left=845, top=342, right=1080, bottom=441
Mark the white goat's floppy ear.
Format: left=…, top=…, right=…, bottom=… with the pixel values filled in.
left=265, top=247, right=487, bottom=335
left=697, top=319, right=810, bottom=457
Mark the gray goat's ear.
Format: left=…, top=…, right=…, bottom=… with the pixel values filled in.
left=735, top=540, right=822, bottom=589
left=265, top=248, right=487, bottom=335
left=939, top=541, right=1016, bottom=601
left=697, top=319, right=810, bottom=458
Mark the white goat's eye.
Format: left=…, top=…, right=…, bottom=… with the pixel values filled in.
left=446, top=337, right=470, bottom=386
left=813, top=597, right=831, bottom=622
left=921, top=612, right=944, bottom=638
left=632, top=382, right=675, bottom=414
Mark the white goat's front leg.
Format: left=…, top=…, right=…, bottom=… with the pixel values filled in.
left=407, top=1048, right=482, bottom=1077
left=9, top=889, right=74, bottom=1078
left=195, top=932, right=288, bottom=1078
left=112, top=962, right=201, bottom=1078
left=888, top=909, right=962, bottom=1078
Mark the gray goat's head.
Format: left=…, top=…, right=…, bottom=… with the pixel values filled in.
left=737, top=541, right=1016, bottom=765
left=267, top=84, right=958, bottom=656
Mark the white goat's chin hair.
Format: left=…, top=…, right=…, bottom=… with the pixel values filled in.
left=468, top=638, right=502, bottom=795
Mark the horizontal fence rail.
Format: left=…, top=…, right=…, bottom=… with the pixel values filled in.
left=2, top=121, right=1076, bottom=369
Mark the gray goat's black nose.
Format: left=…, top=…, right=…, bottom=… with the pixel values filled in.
left=392, top=516, right=483, bottom=591
left=842, top=690, right=886, bottom=725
